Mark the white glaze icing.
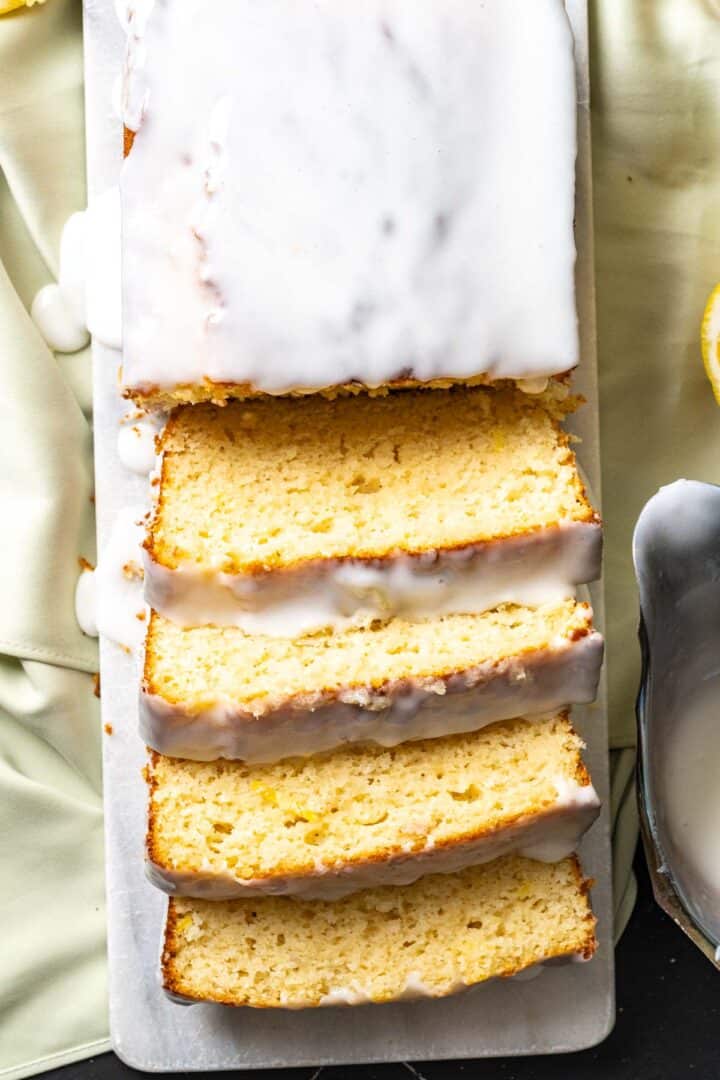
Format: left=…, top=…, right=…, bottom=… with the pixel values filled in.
left=635, top=483, right=720, bottom=926
left=317, top=985, right=374, bottom=1008
left=31, top=284, right=89, bottom=354
left=145, top=521, right=602, bottom=636
left=120, top=0, right=578, bottom=398
left=74, top=507, right=148, bottom=651
left=140, top=630, right=604, bottom=763
left=659, top=693, right=720, bottom=898
left=31, top=207, right=92, bottom=354
left=58, top=210, right=88, bottom=328
left=85, top=188, right=122, bottom=349
left=111, top=73, right=124, bottom=120
left=113, top=0, right=136, bottom=33
left=119, top=0, right=156, bottom=130
left=75, top=567, right=98, bottom=637
left=34, top=193, right=122, bottom=356
left=570, top=949, right=594, bottom=964
left=118, top=413, right=164, bottom=475
left=147, top=775, right=600, bottom=900
left=517, top=777, right=601, bottom=863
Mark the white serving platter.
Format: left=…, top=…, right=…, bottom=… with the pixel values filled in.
left=83, top=0, right=614, bottom=1068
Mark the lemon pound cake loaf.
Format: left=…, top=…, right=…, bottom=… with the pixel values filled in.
left=140, top=599, right=603, bottom=762
left=146, top=713, right=599, bottom=900
left=161, top=855, right=596, bottom=1008
left=120, top=0, right=578, bottom=406
left=145, top=388, right=601, bottom=635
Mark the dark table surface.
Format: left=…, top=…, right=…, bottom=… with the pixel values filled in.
left=43, top=846, right=720, bottom=1080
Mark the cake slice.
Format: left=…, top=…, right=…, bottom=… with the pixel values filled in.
left=146, top=713, right=599, bottom=900
left=144, top=387, right=601, bottom=635
left=141, top=598, right=603, bottom=762
left=162, top=855, right=596, bottom=1008
left=120, top=0, right=578, bottom=407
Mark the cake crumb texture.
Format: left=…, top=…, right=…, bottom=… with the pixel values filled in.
left=162, top=855, right=596, bottom=1007
left=147, top=713, right=593, bottom=890
left=148, top=386, right=595, bottom=574
left=144, top=598, right=595, bottom=716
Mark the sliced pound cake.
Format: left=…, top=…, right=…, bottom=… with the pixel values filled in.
left=141, top=599, right=603, bottom=762
left=146, top=713, right=599, bottom=900
left=145, top=387, right=601, bottom=635
left=162, top=855, right=596, bottom=1008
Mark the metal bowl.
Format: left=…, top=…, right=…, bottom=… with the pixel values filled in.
left=634, top=479, right=720, bottom=966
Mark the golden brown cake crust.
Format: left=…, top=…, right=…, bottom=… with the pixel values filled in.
left=126, top=373, right=576, bottom=410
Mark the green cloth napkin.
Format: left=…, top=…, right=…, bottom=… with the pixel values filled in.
left=1, top=0, right=717, bottom=1076
left=0, top=3, right=109, bottom=1078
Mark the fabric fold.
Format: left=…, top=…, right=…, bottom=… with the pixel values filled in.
left=0, top=4, right=108, bottom=1078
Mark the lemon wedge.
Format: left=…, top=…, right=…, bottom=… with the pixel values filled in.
left=0, top=0, right=46, bottom=12
left=702, top=284, right=720, bottom=405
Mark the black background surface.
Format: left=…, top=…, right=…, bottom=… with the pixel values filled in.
left=41, top=846, right=720, bottom=1080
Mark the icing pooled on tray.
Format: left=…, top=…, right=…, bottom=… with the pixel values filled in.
left=120, top=0, right=578, bottom=397
left=31, top=191, right=122, bottom=353
left=117, top=413, right=164, bottom=475
left=31, top=284, right=89, bottom=354
left=75, top=507, right=148, bottom=652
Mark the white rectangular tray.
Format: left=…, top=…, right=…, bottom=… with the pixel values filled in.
left=84, top=0, right=614, bottom=1068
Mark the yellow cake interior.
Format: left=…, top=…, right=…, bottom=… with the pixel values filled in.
left=147, top=385, right=595, bottom=575
left=162, top=855, right=596, bottom=1007
left=145, top=598, right=593, bottom=715
left=147, top=713, right=591, bottom=885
